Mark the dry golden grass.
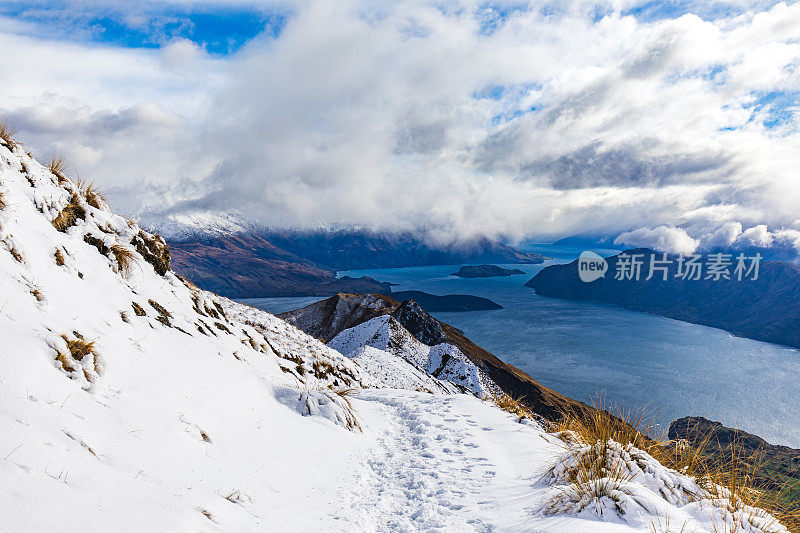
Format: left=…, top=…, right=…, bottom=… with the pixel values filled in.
left=699, top=437, right=800, bottom=533
left=75, top=176, right=106, bottom=209
left=493, top=393, right=535, bottom=421
left=331, top=386, right=363, bottom=432
left=0, top=189, right=5, bottom=210
left=52, top=194, right=85, bottom=232
left=552, top=398, right=798, bottom=532
left=110, top=244, right=137, bottom=276
left=48, top=154, right=68, bottom=181
left=8, top=244, right=23, bottom=263
left=62, top=335, right=95, bottom=361
left=0, top=120, right=16, bottom=151
left=54, top=248, right=65, bottom=266
left=542, top=439, right=636, bottom=516
left=223, top=490, right=245, bottom=504
left=54, top=334, right=98, bottom=378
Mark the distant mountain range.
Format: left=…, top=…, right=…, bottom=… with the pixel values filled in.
left=527, top=248, right=800, bottom=349
left=155, top=220, right=548, bottom=298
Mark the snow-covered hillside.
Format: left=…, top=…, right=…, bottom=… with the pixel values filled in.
left=0, top=138, right=788, bottom=532
left=330, top=315, right=496, bottom=397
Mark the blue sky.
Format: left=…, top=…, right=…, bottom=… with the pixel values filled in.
left=0, top=1, right=288, bottom=55
left=0, top=1, right=790, bottom=54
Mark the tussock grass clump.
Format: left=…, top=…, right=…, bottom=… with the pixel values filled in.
left=48, top=154, right=68, bottom=181
left=110, top=244, right=137, bottom=276
left=494, top=393, right=535, bottom=421
left=52, top=194, right=86, bottom=232
left=223, top=490, right=247, bottom=505
left=0, top=189, right=5, bottom=210
left=75, top=177, right=106, bottom=209
left=698, top=438, right=800, bottom=533
left=548, top=399, right=797, bottom=532
left=214, top=321, right=231, bottom=333
left=0, top=120, right=17, bottom=151
left=328, top=386, right=362, bottom=432
left=542, top=439, right=636, bottom=516
left=131, top=302, right=146, bottom=316
left=8, top=244, right=23, bottom=263
left=307, top=386, right=362, bottom=432
left=554, top=396, right=658, bottom=452
left=53, top=333, right=103, bottom=387
left=54, top=248, right=65, bottom=266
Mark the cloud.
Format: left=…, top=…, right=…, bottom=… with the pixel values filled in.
left=1, top=0, right=800, bottom=247
left=614, top=226, right=700, bottom=254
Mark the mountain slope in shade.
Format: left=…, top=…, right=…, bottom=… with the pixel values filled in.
left=527, top=248, right=800, bottom=349
left=167, top=232, right=393, bottom=298
left=0, top=139, right=787, bottom=532
left=259, top=228, right=549, bottom=270
left=162, top=223, right=548, bottom=298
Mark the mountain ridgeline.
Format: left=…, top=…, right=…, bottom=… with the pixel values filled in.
left=279, top=293, right=596, bottom=422
left=163, top=228, right=548, bottom=298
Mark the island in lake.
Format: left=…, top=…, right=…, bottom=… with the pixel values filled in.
left=387, top=290, right=503, bottom=311
left=451, top=264, right=526, bottom=278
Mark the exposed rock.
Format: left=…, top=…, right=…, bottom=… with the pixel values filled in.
left=131, top=230, right=171, bottom=276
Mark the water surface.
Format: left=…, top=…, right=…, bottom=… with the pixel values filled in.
left=243, top=257, right=800, bottom=447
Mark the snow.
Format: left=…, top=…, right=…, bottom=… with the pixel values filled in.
left=0, top=139, right=788, bottom=532
left=330, top=315, right=495, bottom=398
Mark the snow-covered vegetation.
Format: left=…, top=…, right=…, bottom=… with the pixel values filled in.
left=0, top=136, right=791, bottom=531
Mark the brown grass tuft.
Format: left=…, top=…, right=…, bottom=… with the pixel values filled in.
left=0, top=189, right=5, bottom=210
left=552, top=398, right=798, bottom=531
left=542, top=439, right=636, bottom=516
left=76, top=176, right=106, bottom=209
left=494, top=393, right=535, bottom=421
left=54, top=248, right=65, bottom=266
left=327, top=386, right=362, bottom=432
left=62, top=335, right=95, bottom=362
left=699, top=436, right=800, bottom=533
left=52, top=194, right=86, bottom=232
left=0, top=121, right=16, bottom=151
left=48, top=154, right=68, bottom=179
left=110, top=244, right=137, bottom=276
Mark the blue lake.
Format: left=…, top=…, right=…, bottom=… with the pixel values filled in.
left=242, top=252, right=800, bottom=448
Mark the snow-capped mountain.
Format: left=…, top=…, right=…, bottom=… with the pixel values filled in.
left=137, top=209, right=264, bottom=241
left=0, top=138, right=787, bottom=532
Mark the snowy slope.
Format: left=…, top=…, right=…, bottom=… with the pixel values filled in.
left=0, top=139, right=788, bottom=532
left=330, top=315, right=495, bottom=398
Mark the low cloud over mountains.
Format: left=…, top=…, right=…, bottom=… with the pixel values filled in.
left=2, top=1, right=800, bottom=253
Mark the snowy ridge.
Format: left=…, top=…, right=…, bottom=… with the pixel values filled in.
left=139, top=209, right=263, bottom=240
left=330, top=315, right=495, bottom=398
left=0, top=139, right=787, bottom=532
